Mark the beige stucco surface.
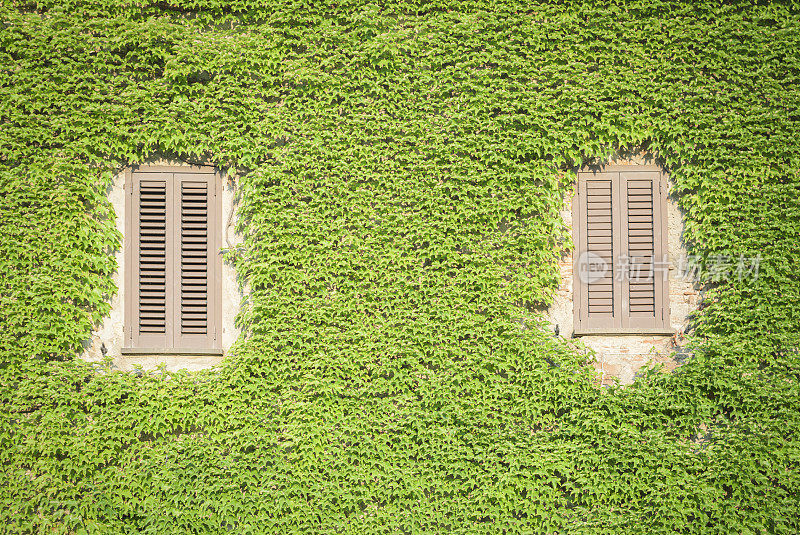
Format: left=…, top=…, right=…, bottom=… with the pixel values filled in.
left=81, top=160, right=242, bottom=372
left=546, top=156, right=700, bottom=385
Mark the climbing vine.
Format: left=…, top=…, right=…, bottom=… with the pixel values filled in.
left=1, top=0, right=799, bottom=532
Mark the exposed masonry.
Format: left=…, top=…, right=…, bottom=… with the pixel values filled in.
left=82, top=160, right=243, bottom=372
left=546, top=155, right=701, bottom=385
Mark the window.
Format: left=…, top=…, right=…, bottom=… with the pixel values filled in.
left=123, top=165, right=222, bottom=354
left=572, top=165, right=671, bottom=335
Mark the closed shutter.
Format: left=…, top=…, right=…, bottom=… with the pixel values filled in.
left=573, top=166, right=670, bottom=334
left=582, top=173, right=617, bottom=328
left=620, top=171, right=668, bottom=330
left=130, top=173, right=173, bottom=349
left=124, top=166, right=221, bottom=352
left=173, top=173, right=218, bottom=350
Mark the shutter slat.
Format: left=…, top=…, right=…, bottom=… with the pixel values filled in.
left=180, top=181, right=209, bottom=335
left=585, top=178, right=614, bottom=316
left=138, top=181, right=167, bottom=334
left=625, top=178, right=655, bottom=318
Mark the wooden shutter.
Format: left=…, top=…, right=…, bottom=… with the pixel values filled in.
left=127, top=172, right=173, bottom=349
left=573, top=166, right=670, bottom=334
left=173, top=173, right=218, bottom=350
left=124, top=166, right=222, bottom=352
left=581, top=172, right=617, bottom=329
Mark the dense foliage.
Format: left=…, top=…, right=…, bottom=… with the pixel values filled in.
left=1, top=0, right=799, bottom=532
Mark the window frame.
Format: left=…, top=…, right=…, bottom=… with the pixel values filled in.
left=122, top=165, right=223, bottom=355
left=572, top=164, right=673, bottom=336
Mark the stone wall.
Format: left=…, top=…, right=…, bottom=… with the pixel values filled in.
left=546, top=155, right=700, bottom=385
left=81, top=160, right=243, bottom=372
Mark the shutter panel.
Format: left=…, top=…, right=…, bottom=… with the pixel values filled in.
left=620, top=170, right=669, bottom=331
left=173, top=172, right=220, bottom=350
left=574, top=166, right=670, bottom=334
left=126, top=171, right=174, bottom=349
left=574, top=172, right=620, bottom=331
left=125, top=166, right=221, bottom=352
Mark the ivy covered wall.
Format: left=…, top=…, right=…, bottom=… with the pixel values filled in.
left=1, top=0, right=799, bottom=532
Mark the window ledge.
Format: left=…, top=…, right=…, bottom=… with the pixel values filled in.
left=573, top=328, right=675, bottom=337
left=121, top=347, right=224, bottom=356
